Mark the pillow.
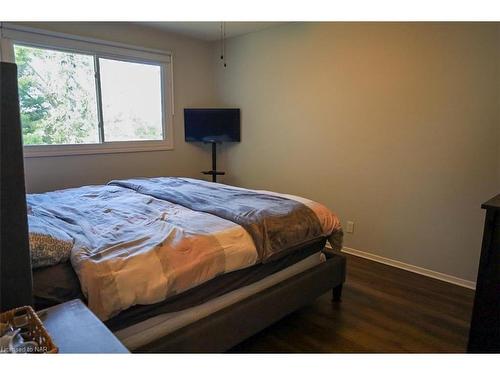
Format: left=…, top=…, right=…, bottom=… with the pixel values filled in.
left=28, top=216, right=74, bottom=269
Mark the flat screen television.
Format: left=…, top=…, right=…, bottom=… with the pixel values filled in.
left=184, top=108, right=240, bottom=143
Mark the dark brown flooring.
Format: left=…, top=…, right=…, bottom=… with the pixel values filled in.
left=230, top=253, right=475, bottom=353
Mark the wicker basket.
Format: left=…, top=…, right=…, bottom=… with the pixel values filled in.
left=0, top=306, right=58, bottom=353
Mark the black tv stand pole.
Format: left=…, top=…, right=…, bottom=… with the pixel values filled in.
left=202, top=141, right=225, bottom=183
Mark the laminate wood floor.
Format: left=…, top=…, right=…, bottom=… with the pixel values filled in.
left=230, top=253, right=475, bottom=353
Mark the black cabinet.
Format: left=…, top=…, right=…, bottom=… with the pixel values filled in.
left=468, top=194, right=500, bottom=353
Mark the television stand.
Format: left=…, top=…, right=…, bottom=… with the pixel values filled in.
left=202, top=141, right=225, bottom=183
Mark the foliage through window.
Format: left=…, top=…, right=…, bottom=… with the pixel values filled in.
left=14, top=44, right=165, bottom=146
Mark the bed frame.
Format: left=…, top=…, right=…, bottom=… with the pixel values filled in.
left=130, top=249, right=345, bottom=353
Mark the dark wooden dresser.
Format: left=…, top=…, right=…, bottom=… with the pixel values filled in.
left=468, top=194, right=500, bottom=353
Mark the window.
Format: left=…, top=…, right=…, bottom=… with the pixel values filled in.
left=99, top=58, right=163, bottom=142
left=15, top=45, right=100, bottom=145
left=1, top=25, right=173, bottom=156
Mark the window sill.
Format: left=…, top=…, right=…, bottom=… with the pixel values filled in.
left=23, top=140, right=174, bottom=158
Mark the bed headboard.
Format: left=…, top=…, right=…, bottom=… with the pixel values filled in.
left=0, top=61, right=33, bottom=311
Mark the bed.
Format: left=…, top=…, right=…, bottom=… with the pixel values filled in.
left=28, top=177, right=345, bottom=352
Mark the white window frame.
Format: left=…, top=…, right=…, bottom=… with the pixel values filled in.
left=0, top=23, right=174, bottom=157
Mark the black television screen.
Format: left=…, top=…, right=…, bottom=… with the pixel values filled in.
left=184, top=108, right=240, bottom=142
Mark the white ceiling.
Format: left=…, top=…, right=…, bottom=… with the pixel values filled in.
left=138, top=22, right=284, bottom=41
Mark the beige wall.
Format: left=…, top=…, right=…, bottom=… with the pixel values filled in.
left=214, top=22, right=500, bottom=282
left=13, top=22, right=500, bottom=282
left=13, top=22, right=218, bottom=193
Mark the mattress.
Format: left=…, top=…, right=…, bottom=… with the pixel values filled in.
left=114, top=250, right=327, bottom=351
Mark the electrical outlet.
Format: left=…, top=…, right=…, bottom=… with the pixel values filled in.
left=346, top=221, right=355, bottom=234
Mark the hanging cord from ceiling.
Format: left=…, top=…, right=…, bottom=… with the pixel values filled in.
left=220, top=22, right=226, bottom=68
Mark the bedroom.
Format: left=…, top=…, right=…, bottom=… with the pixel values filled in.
left=0, top=0, right=499, bottom=371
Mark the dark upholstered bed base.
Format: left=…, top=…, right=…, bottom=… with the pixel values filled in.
left=133, top=251, right=346, bottom=353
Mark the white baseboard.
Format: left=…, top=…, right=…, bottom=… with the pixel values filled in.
left=326, top=244, right=476, bottom=290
